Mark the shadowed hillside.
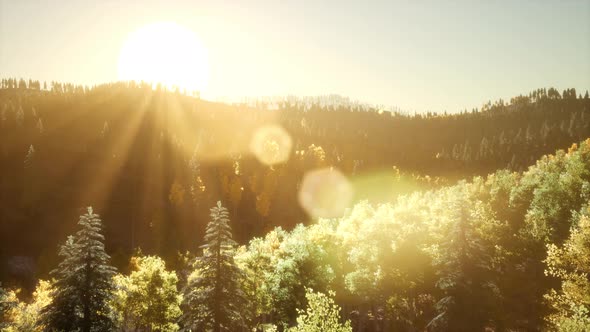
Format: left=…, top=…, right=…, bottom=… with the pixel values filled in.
left=0, top=80, right=589, bottom=283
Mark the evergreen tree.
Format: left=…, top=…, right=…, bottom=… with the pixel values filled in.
left=15, top=106, right=24, bottom=127
left=427, top=197, right=497, bottom=331
left=37, top=118, right=44, bottom=134
left=40, top=236, right=79, bottom=331
left=100, top=121, right=109, bottom=138
left=24, top=144, right=35, bottom=169
left=1, top=104, right=7, bottom=126
left=478, top=137, right=489, bottom=160
left=461, top=141, right=472, bottom=162
left=180, top=201, right=249, bottom=331
left=41, top=207, right=117, bottom=332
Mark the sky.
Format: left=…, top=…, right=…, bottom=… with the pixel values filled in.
left=1, top=0, right=589, bottom=113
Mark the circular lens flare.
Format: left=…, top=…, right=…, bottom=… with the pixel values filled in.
left=298, top=167, right=354, bottom=219
left=250, top=125, right=292, bottom=166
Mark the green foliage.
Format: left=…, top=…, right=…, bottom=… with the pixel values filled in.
left=234, top=139, right=590, bottom=331
left=236, top=221, right=339, bottom=327
left=112, top=255, right=182, bottom=331
left=517, top=144, right=590, bottom=243
left=544, top=210, right=590, bottom=331
left=235, top=228, right=289, bottom=323
left=427, top=193, right=499, bottom=331
left=41, top=207, right=117, bottom=332
left=180, top=201, right=249, bottom=331
left=288, top=288, right=351, bottom=332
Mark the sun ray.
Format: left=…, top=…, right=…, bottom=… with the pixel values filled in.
left=74, top=89, right=153, bottom=222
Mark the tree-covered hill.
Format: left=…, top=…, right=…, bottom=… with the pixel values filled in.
left=233, top=138, right=590, bottom=331
left=0, top=79, right=588, bottom=284
left=2, top=138, right=589, bottom=331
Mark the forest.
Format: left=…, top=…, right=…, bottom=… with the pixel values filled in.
left=1, top=80, right=590, bottom=331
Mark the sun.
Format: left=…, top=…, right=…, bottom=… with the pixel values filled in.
left=118, top=22, right=209, bottom=93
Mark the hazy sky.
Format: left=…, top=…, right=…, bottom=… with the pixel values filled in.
left=1, top=0, right=589, bottom=112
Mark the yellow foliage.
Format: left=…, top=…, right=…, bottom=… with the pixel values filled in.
left=169, top=180, right=185, bottom=207
left=544, top=214, right=590, bottom=329
left=3, top=280, right=52, bottom=332
left=307, top=144, right=326, bottom=166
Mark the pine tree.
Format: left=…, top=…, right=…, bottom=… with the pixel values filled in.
left=40, top=236, right=79, bottom=331
left=41, top=207, right=117, bottom=332
left=180, top=201, right=249, bottom=331
left=451, top=144, right=460, bottom=160
left=24, top=145, right=35, bottom=169
left=478, top=137, right=489, bottom=160
left=461, top=140, right=472, bottom=162
left=427, top=197, right=497, bottom=331
left=1, top=104, right=7, bottom=126
left=37, top=118, right=44, bottom=134
left=100, top=121, right=109, bottom=138
left=15, top=106, right=24, bottom=127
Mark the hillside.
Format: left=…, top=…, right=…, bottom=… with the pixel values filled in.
left=0, top=80, right=589, bottom=281
left=2, top=135, right=589, bottom=331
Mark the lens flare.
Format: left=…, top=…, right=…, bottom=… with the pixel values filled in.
left=298, top=167, right=354, bottom=218
left=250, top=124, right=292, bottom=166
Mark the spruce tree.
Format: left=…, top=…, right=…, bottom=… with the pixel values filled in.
left=100, top=121, right=109, bottom=138
left=24, top=144, right=35, bottom=169
left=15, top=106, right=24, bottom=127
left=37, top=118, right=44, bottom=134
left=180, top=201, right=248, bottom=331
left=427, top=197, right=496, bottom=331
left=41, top=207, right=116, bottom=332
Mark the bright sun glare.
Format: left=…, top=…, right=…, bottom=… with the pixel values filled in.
left=118, top=22, right=209, bottom=93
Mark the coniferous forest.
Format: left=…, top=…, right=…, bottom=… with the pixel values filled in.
left=0, top=80, right=589, bottom=331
